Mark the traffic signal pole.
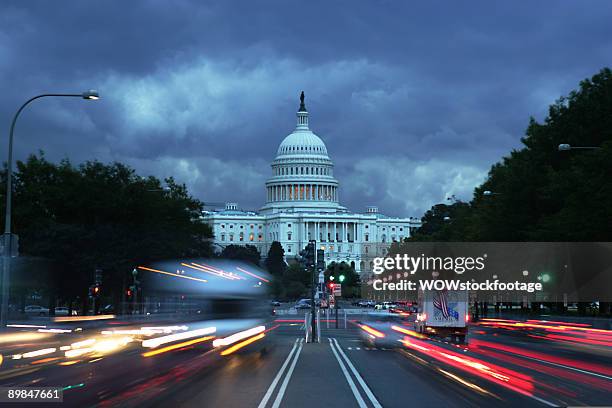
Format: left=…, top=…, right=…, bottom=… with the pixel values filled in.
left=310, top=241, right=317, bottom=343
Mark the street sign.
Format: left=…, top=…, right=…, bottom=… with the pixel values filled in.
left=318, top=271, right=324, bottom=283
left=333, top=284, right=341, bottom=296
left=329, top=294, right=335, bottom=308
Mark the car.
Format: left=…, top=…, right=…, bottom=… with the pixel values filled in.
left=24, top=305, right=50, bottom=316
left=271, top=300, right=281, bottom=307
left=358, top=312, right=413, bottom=349
left=374, top=301, right=398, bottom=310
left=295, top=299, right=312, bottom=309
left=54, top=307, right=77, bottom=316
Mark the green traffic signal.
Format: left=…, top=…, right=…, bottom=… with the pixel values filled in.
left=541, top=273, right=551, bottom=283
left=339, top=274, right=345, bottom=282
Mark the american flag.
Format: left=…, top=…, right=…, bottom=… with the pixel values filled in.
left=433, top=290, right=449, bottom=318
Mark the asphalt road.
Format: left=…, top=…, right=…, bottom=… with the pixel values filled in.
left=0, top=315, right=610, bottom=407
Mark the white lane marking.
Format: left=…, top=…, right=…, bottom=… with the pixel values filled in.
left=271, top=338, right=304, bottom=408
left=518, top=354, right=612, bottom=381
left=257, top=338, right=300, bottom=408
left=333, top=338, right=383, bottom=408
left=527, top=394, right=558, bottom=407
left=329, top=338, right=368, bottom=408
left=356, top=347, right=361, bottom=350
left=348, top=347, right=353, bottom=350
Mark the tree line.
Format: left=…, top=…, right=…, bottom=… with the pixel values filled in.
left=410, top=68, right=612, bottom=242
left=1, top=153, right=213, bottom=314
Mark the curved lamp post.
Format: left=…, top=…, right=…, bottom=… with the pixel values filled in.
left=1, top=90, right=99, bottom=328
left=558, top=143, right=601, bottom=151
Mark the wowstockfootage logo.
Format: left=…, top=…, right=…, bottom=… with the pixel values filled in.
left=372, top=254, right=487, bottom=275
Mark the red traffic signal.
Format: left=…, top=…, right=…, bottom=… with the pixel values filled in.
left=126, top=289, right=132, bottom=297
left=328, top=282, right=335, bottom=290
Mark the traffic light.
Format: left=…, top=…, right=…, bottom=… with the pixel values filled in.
left=126, top=288, right=132, bottom=297
left=316, top=249, right=325, bottom=271
left=328, top=282, right=335, bottom=291
left=339, top=274, right=345, bottom=283
left=91, top=284, right=100, bottom=296
left=299, top=241, right=316, bottom=269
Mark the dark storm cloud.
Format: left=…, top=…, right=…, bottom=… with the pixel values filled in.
left=1, top=1, right=611, bottom=217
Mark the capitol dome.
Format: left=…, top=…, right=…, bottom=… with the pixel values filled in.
left=276, top=131, right=329, bottom=158
left=261, top=92, right=343, bottom=214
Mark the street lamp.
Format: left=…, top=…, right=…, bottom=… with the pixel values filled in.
left=1, top=91, right=99, bottom=328
left=558, top=143, right=601, bottom=151
left=483, top=190, right=501, bottom=196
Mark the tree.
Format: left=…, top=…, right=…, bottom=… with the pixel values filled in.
left=219, top=244, right=261, bottom=266
left=1, top=153, right=213, bottom=314
left=285, top=262, right=310, bottom=288
left=410, top=68, right=612, bottom=243
left=265, top=241, right=286, bottom=277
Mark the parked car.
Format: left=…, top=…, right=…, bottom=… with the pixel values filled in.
left=374, top=301, right=398, bottom=310
left=54, top=307, right=77, bottom=316
left=295, top=299, right=311, bottom=309
left=24, top=305, right=50, bottom=316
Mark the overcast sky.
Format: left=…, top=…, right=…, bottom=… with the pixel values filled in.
left=1, top=1, right=611, bottom=217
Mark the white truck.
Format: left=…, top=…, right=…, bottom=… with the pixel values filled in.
left=414, top=289, right=469, bottom=343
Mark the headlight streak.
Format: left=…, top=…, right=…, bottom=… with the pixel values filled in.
left=30, top=357, right=60, bottom=365
left=194, top=262, right=243, bottom=280
left=65, top=348, right=93, bottom=358
left=470, top=339, right=612, bottom=379
left=436, top=367, right=498, bottom=397
left=71, top=338, right=96, bottom=349
left=138, top=265, right=208, bottom=283
left=0, top=332, right=51, bottom=343
left=21, top=348, right=57, bottom=358
left=359, top=324, right=385, bottom=338
left=63, top=336, right=133, bottom=358
left=181, top=262, right=240, bottom=280
left=142, top=336, right=215, bottom=357
left=141, top=326, right=188, bottom=332
left=219, top=333, right=265, bottom=356
left=391, top=325, right=427, bottom=339
left=399, top=337, right=545, bottom=400
left=213, top=326, right=265, bottom=347
left=38, top=328, right=72, bottom=333
left=58, top=360, right=80, bottom=366
left=54, top=315, right=115, bottom=322
left=141, top=327, right=216, bottom=348
left=235, top=267, right=270, bottom=283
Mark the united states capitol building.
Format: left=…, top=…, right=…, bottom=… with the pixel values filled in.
left=202, top=93, right=421, bottom=275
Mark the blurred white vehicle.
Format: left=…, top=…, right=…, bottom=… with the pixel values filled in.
left=54, top=307, right=77, bottom=316
left=24, top=305, right=50, bottom=316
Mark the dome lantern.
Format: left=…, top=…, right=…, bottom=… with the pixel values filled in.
left=296, top=91, right=309, bottom=130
